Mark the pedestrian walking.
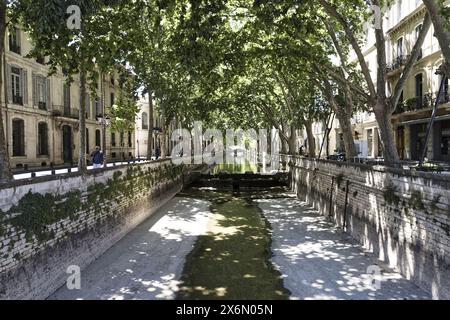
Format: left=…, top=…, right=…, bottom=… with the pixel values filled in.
left=91, top=146, right=104, bottom=169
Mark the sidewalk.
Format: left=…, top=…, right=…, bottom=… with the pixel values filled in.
left=257, top=197, right=431, bottom=300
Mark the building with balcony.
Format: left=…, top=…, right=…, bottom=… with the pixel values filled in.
left=309, top=0, right=450, bottom=163
left=1, top=22, right=135, bottom=169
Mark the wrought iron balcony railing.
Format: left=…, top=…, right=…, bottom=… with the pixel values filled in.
left=386, top=55, right=410, bottom=73
left=52, top=105, right=79, bottom=119
left=394, top=91, right=450, bottom=114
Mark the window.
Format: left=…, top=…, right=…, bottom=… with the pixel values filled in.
left=128, top=131, right=132, bottom=148
left=95, top=129, right=101, bottom=148
left=86, top=129, right=90, bottom=154
left=416, top=73, right=424, bottom=107
left=111, top=132, right=116, bottom=147
left=9, top=27, right=21, bottom=55
left=396, top=37, right=403, bottom=58
left=415, top=73, right=423, bottom=107
left=142, top=112, right=149, bottom=130
left=12, top=119, right=25, bottom=156
left=34, top=75, right=48, bottom=110
left=95, top=97, right=102, bottom=117
left=11, top=67, right=23, bottom=105
left=63, top=84, right=71, bottom=115
left=111, top=74, right=115, bottom=86
left=415, top=24, right=423, bottom=60
left=110, top=92, right=115, bottom=107
left=37, top=122, right=49, bottom=156
left=120, top=131, right=124, bottom=147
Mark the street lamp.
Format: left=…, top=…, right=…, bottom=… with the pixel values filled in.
left=97, top=114, right=111, bottom=168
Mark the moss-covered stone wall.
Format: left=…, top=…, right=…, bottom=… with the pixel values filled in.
left=0, top=160, right=193, bottom=299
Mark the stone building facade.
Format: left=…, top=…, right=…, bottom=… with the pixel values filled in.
left=135, top=96, right=178, bottom=159
left=1, top=24, right=135, bottom=170
left=308, top=0, right=450, bottom=162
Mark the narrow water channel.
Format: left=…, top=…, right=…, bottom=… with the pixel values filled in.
left=176, top=189, right=291, bottom=300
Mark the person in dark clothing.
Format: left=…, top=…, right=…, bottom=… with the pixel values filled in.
left=155, top=146, right=161, bottom=160
left=91, top=146, right=104, bottom=169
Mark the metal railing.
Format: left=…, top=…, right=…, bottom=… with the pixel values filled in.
left=52, top=105, right=79, bottom=119
left=386, top=55, right=410, bottom=73
left=395, top=91, right=450, bottom=114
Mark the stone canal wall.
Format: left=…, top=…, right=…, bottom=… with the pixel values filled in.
left=0, top=160, right=195, bottom=300
left=290, top=158, right=450, bottom=299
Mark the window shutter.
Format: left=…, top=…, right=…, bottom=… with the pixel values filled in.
left=32, top=73, right=37, bottom=107
left=6, top=64, right=12, bottom=104
left=22, top=69, right=28, bottom=106
left=46, top=78, right=51, bottom=109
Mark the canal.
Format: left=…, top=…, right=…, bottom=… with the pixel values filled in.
left=49, top=170, right=430, bottom=300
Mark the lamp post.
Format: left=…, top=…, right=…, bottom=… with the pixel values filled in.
left=97, top=114, right=110, bottom=168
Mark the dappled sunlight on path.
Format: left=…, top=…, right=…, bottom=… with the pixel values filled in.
left=49, top=197, right=211, bottom=300
left=257, top=198, right=431, bottom=300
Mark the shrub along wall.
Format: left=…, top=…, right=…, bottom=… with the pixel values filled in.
left=0, top=160, right=194, bottom=300
left=290, top=157, right=450, bottom=299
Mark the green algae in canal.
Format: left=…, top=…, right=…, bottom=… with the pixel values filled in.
left=177, top=194, right=290, bottom=300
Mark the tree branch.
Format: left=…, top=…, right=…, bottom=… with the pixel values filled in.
left=319, top=0, right=376, bottom=98
left=391, top=12, right=432, bottom=112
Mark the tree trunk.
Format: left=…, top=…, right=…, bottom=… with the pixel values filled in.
left=160, top=109, right=166, bottom=159
left=305, top=121, right=316, bottom=158
left=422, top=0, right=450, bottom=76
left=147, top=90, right=154, bottom=159
left=335, top=113, right=357, bottom=159
left=373, top=103, right=400, bottom=164
left=288, top=126, right=297, bottom=155
left=0, top=2, right=11, bottom=183
left=78, top=71, right=87, bottom=174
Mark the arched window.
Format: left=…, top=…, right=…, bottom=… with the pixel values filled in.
left=128, top=131, right=132, bottom=148
left=12, top=118, right=25, bottom=156
left=37, top=122, right=48, bottom=156
left=142, top=112, right=148, bottom=130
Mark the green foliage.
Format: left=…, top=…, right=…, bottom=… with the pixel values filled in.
left=2, top=163, right=185, bottom=248
left=9, top=190, right=82, bottom=242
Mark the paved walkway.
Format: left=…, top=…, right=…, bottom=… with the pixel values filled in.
left=49, top=197, right=211, bottom=300
left=257, top=198, right=431, bottom=300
